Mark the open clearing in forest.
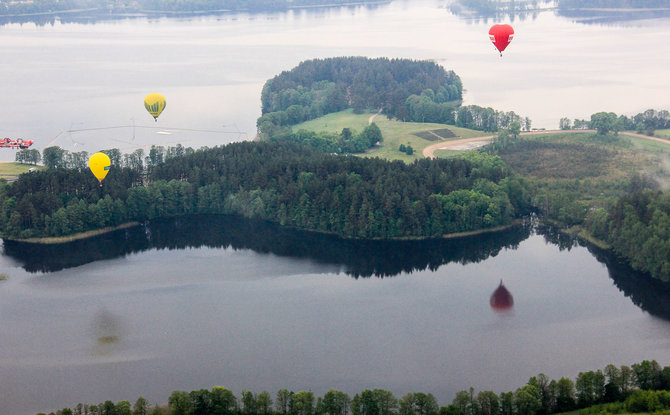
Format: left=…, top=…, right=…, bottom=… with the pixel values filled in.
left=497, top=132, right=670, bottom=185
left=0, top=162, right=40, bottom=181
left=292, top=109, right=488, bottom=161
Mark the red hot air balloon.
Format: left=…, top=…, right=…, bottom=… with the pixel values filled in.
left=489, top=24, right=514, bottom=56
left=490, top=280, right=514, bottom=313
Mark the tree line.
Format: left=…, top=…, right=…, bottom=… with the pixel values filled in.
left=37, top=359, right=670, bottom=415
left=271, top=123, right=384, bottom=154
left=0, top=141, right=529, bottom=240
left=603, top=190, right=670, bottom=281
left=559, top=109, right=670, bottom=136
left=406, top=96, right=529, bottom=132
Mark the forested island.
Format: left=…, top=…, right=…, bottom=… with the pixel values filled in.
left=33, top=359, right=670, bottom=415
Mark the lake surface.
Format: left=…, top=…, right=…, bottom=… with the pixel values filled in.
left=1, top=1, right=670, bottom=161
left=2, top=216, right=670, bottom=415
left=2, top=3, right=670, bottom=414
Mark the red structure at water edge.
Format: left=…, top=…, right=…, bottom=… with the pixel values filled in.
left=0, top=138, right=33, bottom=149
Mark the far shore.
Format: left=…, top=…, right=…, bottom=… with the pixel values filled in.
left=439, top=220, right=522, bottom=239
left=3, top=216, right=522, bottom=245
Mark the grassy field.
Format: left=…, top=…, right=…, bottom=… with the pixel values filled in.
left=499, top=132, right=669, bottom=182
left=291, top=109, right=490, bottom=161
left=0, top=162, right=40, bottom=180
left=655, top=128, right=670, bottom=140
left=433, top=148, right=470, bottom=158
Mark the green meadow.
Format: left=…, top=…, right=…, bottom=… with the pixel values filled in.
left=292, top=109, right=489, bottom=161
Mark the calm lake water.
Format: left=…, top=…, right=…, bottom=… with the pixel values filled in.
left=1, top=1, right=670, bottom=160
left=2, top=216, right=670, bottom=415
left=2, top=2, right=670, bottom=414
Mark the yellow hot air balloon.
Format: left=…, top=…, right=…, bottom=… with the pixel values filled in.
left=89, top=152, right=111, bottom=186
left=144, top=92, right=166, bottom=121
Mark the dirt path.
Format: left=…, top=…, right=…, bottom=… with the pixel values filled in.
left=368, top=108, right=383, bottom=125
left=422, top=129, right=670, bottom=158
left=422, top=136, right=495, bottom=158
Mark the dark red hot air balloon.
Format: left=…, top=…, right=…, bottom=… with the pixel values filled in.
left=489, top=24, right=514, bottom=56
left=490, top=280, right=514, bottom=313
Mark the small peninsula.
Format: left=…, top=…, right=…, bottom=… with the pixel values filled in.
left=2, top=57, right=670, bottom=283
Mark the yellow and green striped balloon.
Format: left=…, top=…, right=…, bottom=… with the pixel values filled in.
left=144, top=93, right=166, bottom=121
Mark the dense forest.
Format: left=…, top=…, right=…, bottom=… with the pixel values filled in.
left=0, top=141, right=529, bottom=240
left=271, top=123, right=385, bottom=154
left=560, top=109, right=670, bottom=136
left=36, top=359, right=670, bottom=415
left=604, top=190, right=670, bottom=281
left=256, top=57, right=464, bottom=148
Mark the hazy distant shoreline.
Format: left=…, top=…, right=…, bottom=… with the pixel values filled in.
left=0, top=0, right=391, bottom=19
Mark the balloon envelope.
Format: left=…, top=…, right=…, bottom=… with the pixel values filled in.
left=489, top=24, right=514, bottom=55
left=490, top=280, right=514, bottom=312
left=89, top=152, right=111, bottom=184
left=144, top=93, right=166, bottom=120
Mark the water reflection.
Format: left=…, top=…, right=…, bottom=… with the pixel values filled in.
left=0, top=2, right=387, bottom=26
left=490, top=280, right=514, bottom=313
left=555, top=8, right=670, bottom=25
left=5, top=214, right=670, bottom=320
left=537, top=224, right=670, bottom=321
left=447, top=0, right=670, bottom=26
left=91, top=309, right=124, bottom=357
left=2, top=214, right=532, bottom=277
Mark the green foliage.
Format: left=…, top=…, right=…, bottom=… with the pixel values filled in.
left=590, top=112, right=622, bottom=135
left=15, top=149, right=41, bottom=165
left=257, top=57, right=463, bottom=139
left=273, top=123, right=383, bottom=154
left=489, top=130, right=670, bottom=282
left=1, top=141, right=527, bottom=240
left=398, top=144, right=414, bottom=155
left=455, top=105, right=523, bottom=132
left=33, top=359, right=670, bottom=415
left=608, top=192, right=670, bottom=281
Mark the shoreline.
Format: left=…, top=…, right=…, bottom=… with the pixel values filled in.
left=0, top=1, right=390, bottom=19
left=7, top=222, right=141, bottom=244
left=3, top=216, right=521, bottom=245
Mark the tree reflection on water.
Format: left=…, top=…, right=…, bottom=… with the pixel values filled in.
left=4, top=214, right=670, bottom=320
